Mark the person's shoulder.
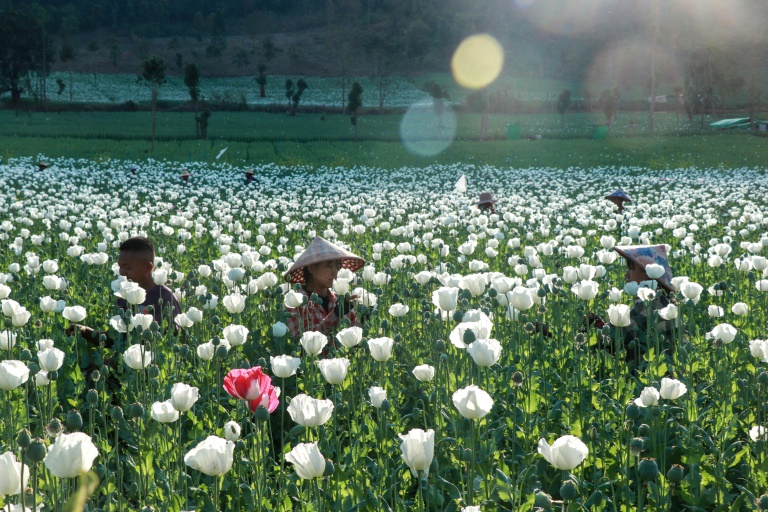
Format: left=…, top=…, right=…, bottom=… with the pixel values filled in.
left=158, top=285, right=180, bottom=303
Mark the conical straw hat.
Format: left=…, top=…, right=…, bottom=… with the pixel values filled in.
left=284, top=236, right=365, bottom=284
left=613, top=244, right=673, bottom=293
left=605, top=189, right=631, bottom=202
left=477, top=191, right=497, bottom=205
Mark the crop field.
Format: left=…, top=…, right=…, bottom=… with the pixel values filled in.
left=0, top=156, right=768, bottom=511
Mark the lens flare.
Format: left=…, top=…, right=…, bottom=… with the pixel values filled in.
left=451, top=34, right=504, bottom=90
left=400, top=102, right=457, bottom=157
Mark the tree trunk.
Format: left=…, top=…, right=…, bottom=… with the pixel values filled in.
left=11, top=83, right=21, bottom=104
left=151, top=88, right=158, bottom=152
left=259, top=83, right=265, bottom=97
left=649, top=0, right=658, bottom=133
left=69, top=71, right=73, bottom=102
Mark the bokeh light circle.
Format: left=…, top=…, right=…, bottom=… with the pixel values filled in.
left=451, top=34, right=504, bottom=90
left=400, top=102, right=457, bottom=157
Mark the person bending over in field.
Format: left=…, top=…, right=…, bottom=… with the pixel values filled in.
left=605, top=189, right=631, bottom=213
left=591, top=244, right=677, bottom=370
left=282, top=236, right=365, bottom=343
left=67, top=236, right=182, bottom=348
left=477, top=192, right=497, bottom=214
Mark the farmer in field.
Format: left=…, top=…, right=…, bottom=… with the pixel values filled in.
left=283, top=236, right=365, bottom=341
left=477, top=191, right=497, bottom=214
left=605, top=189, right=631, bottom=213
left=68, top=236, right=182, bottom=347
left=592, top=244, right=677, bottom=368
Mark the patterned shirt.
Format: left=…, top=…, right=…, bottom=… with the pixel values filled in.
left=609, top=293, right=676, bottom=363
left=285, top=288, right=358, bottom=339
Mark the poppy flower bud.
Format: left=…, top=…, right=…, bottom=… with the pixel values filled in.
left=17, top=428, right=31, bottom=449
left=638, top=423, right=651, bottom=437
left=638, top=458, right=659, bottom=481
left=534, top=491, right=554, bottom=510
left=560, top=479, right=578, bottom=501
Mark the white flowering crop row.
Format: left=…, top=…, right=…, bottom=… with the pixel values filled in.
left=0, top=156, right=767, bottom=511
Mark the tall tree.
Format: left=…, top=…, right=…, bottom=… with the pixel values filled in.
left=0, top=10, right=50, bottom=104
left=255, top=63, right=268, bottom=98
left=347, top=81, right=363, bottom=142
left=184, top=63, right=202, bottom=137
left=556, top=88, right=571, bottom=129
left=139, top=56, right=166, bottom=152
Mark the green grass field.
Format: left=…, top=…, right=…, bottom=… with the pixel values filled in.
left=1, top=109, right=767, bottom=170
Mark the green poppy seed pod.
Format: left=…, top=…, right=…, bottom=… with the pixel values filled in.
left=626, top=403, right=641, bottom=420
left=667, top=464, right=684, bottom=483
left=524, top=322, right=535, bottom=334
left=429, top=457, right=439, bottom=474
left=758, top=494, right=768, bottom=512
left=559, top=479, right=578, bottom=501
left=393, top=334, right=401, bottom=343
left=536, top=287, right=547, bottom=298
left=534, top=490, right=554, bottom=510
left=649, top=406, right=661, bottom=418
left=3, top=317, right=12, bottom=328
left=150, top=321, right=159, bottom=333
left=434, top=339, right=446, bottom=353
left=380, top=399, right=390, bottom=412
left=601, top=325, right=611, bottom=336
left=638, top=458, right=659, bottom=481
left=191, top=278, right=200, bottom=287
left=235, top=440, right=246, bottom=451
left=748, top=271, right=756, bottom=280
left=28, top=363, right=40, bottom=375
left=66, top=410, right=83, bottom=431
left=178, top=345, right=190, bottom=358
left=255, top=406, right=270, bottom=423
left=256, top=357, right=267, bottom=368
left=145, top=305, right=155, bottom=315
left=460, top=298, right=469, bottom=308
left=439, top=353, right=448, bottom=363
left=27, top=438, right=47, bottom=463
left=211, top=315, right=220, bottom=325
left=197, top=295, right=207, bottom=304
left=638, top=424, right=651, bottom=437
left=310, top=293, right=320, bottom=304
left=324, top=459, right=335, bottom=477
left=129, top=402, right=145, bottom=420
left=490, top=298, right=500, bottom=308
left=462, top=329, right=476, bottom=345
left=215, top=345, right=229, bottom=359
left=147, top=365, right=159, bottom=378
left=90, top=369, right=101, bottom=382
left=574, top=332, right=585, bottom=344
left=519, top=313, right=528, bottom=323
left=718, top=280, right=727, bottom=291
left=511, top=371, right=525, bottom=387
left=686, top=299, right=695, bottom=308
left=100, top=365, right=110, bottom=377
left=86, top=389, right=99, bottom=405
left=20, top=349, right=31, bottom=361
left=381, top=319, right=390, bottom=330
left=759, top=372, right=768, bottom=385
left=452, top=311, right=464, bottom=323
left=48, top=370, right=58, bottom=381
left=98, top=333, right=107, bottom=343
left=111, top=406, right=124, bottom=422
left=17, top=429, right=31, bottom=449
left=488, top=288, right=498, bottom=298
left=141, top=329, right=154, bottom=341
left=630, top=437, right=644, bottom=455
left=712, top=283, right=720, bottom=291
left=461, top=448, right=473, bottom=462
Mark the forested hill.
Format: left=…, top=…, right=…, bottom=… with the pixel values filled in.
left=1, top=0, right=767, bottom=81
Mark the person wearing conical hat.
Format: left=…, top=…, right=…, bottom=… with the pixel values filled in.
left=477, top=191, right=497, bottom=214
left=605, top=189, right=631, bottom=213
left=283, top=236, right=365, bottom=340
left=591, top=244, right=677, bottom=370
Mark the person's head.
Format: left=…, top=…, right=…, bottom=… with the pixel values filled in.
left=624, top=258, right=649, bottom=284
left=118, top=236, right=155, bottom=286
left=304, top=259, right=343, bottom=291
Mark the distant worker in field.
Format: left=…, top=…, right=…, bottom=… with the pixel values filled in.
left=605, top=189, right=631, bottom=213
left=477, top=191, right=497, bottom=214
left=591, top=244, right=677, bottom=370
left=68, top=236, right=182, bottom=348
left=283, top=236, right=365, bottom=342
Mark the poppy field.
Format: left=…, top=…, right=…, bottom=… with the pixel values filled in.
left=1, top=156, right=768, bottom=511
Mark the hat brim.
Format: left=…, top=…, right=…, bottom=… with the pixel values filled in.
left=614, top=245, right=674, bottom=293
